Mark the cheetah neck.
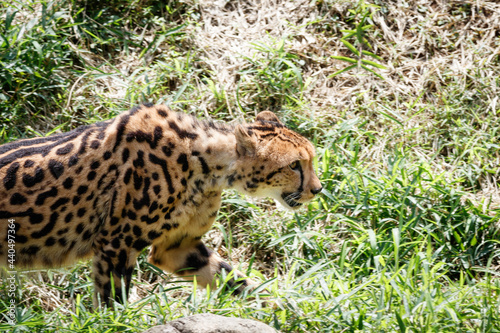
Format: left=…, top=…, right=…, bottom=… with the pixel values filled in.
left=187, top=124, right=249, bottom=193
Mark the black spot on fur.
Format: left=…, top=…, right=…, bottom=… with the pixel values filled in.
left=125, top=236, right=133, bottom=246
left=77, top=208, right=86, bottom=217
left=57, top=227, right=69, bottom=236
left=246, top=181, right=258, bottom=189
left=90, top=140, right=100, bottom=149
left=194, top=179, right=204, bottom=192
left=96, top=262, right=104, bottom=275
left=65, top=212, right=74, bottom=223
left=196, top=243, right=212, bottom=257
left=226, top=173, right=236, bottom=186
left=148, top=230, right=162, bottom=240
left=22, top=166, right=44, bottom=187
left=176, top=153, right=189, bottom=172
left=152, top=126, right=163, bottom=149
left=124, top=168, right=133, bottom=184
left=184, top=253, right=209, bottom=271
left=20, top=245, right=40, bottom=256
left=50, top=197, right=69, bottom=211
left=153, top=185, right=161, bottom=195
left=79, top=128, right=96, bottom=154
left=133, top=171, right=143, bottom=190
left=133, top=226, right=142, bottom=237
left=132, top=177, right=151, bottom=210
left=68, top=154, right=79, bottom=167
left=15, top=234, right=28, bottom=243
left=76, top=223, right=84, bottom=234
left=35, top=187, right=58, bottom=205
left=103, top=151, right=112, bottom=160
left=122, top=148, right=130, bottom=163
left=10, top=193, right=27, bottom=205
left=32, top=212, right=58, bottom=239
left=149, top=201, right=159, bottom=214
left=127, top=130, right=152, bottom=143
left=87, top=171, right=96, bottom=181
left=29, top=211, right=43, bottom=225
left=72, top=195, right=81, bottom=205
left=127, top=210, right=137, bottom=220
left=133, top=238, right=150, bottom=251
left=149, top=153, right=175, bottom=194
left=24, top=160, right=34, bottom=168
left=266, top=169, right=280, bottom=180
left=63, top=177, right=74, bottom=189
left=83, top=229, right=93, bottom=239
left=105, top=190, right=116, bottom=219
left=90, top=161, right=100, bottom=169
left=111, top=226, right=122, bottom=236
left=45, top=237, right=56, bottom=246
left=162, top=143, right=175, bottom=157
left=112, top=238, right=121, bottom=249
left=113, top=114, right=131, bottom=152
left=168, top=121, right=198, bottom=140
left=133, top=151, right=145, bottom=168
left=77, top=185, right=88, bottom=195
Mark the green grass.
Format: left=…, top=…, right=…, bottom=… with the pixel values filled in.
left=1, top=0, right=500, bottom=332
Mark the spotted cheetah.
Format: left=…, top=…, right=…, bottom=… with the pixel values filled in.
left=0, top=104, right=322, bottom=305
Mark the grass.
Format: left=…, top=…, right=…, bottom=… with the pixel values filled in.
left=1, top=0, right=500, bottom=332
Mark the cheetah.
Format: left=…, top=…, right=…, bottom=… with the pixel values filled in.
left=0, top=104, right=322, bottom=305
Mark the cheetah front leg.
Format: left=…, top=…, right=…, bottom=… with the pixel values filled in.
left=148, top=239, right=252, bottom=295
left=92, top=239, right=140, bottom=307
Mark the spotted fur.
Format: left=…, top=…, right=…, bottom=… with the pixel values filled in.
left=0, top=104, right=321, bottom=305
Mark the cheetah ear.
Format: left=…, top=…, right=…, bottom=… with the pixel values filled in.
left=255, top=111, right=282, bottom=124
left=235, top=125, right=257, bottom=157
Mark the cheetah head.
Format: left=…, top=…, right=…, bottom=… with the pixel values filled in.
left=234, top=111, right=322, bottom=210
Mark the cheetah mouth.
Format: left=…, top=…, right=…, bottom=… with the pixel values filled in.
left=281, top=192, right=303, bottom=208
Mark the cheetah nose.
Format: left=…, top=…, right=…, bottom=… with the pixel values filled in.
left=311, top=187, right=322, bottom=195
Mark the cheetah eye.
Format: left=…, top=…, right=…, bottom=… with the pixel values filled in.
left=289, top=160, right=300, bottom=171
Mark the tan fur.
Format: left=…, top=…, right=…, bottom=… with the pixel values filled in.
left=0, top=104, right=321, bottom=304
